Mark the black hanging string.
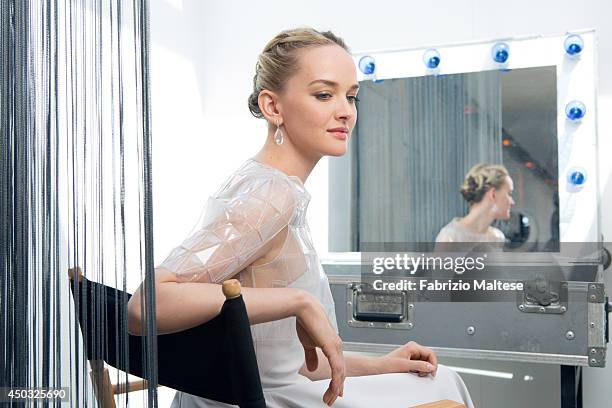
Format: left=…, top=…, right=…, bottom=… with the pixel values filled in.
left=136, top=0, right=159, bottom=404
left=0, top=0, right=15, bottom=394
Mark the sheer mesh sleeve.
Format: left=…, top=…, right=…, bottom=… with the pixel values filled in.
left=159, top=171, right=298, bottom=283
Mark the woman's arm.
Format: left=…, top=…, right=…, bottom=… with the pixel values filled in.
left=299, top=342, right=438, bottom=380
left=127, top=267, right=312, bottom=335
left=128, top=267, right=346, bottom=406
left=299, top=350, right=380, bottom=379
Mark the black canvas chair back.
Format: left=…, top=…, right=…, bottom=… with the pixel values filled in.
left=69, top=271, right=265, bottom=408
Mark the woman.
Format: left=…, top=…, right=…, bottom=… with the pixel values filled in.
left=128, top=28, right=473, bottom=408
left=436, top=163, right=515, bottom=243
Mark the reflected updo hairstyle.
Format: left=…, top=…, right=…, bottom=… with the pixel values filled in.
left=460, top=163, right=510, bottom=205
left=248, top=27, right=350, bottom=119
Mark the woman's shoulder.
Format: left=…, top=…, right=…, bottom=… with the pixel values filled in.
left=439, top=218, right=462, bottom=233
left=488, top=226, right=506, bottom=242
left=435, top=218, right=461, bottom=242
left=215, top=159, right=308, bottom=204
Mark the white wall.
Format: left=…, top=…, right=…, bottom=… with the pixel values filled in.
left=149, top=0, right=612, bottom=406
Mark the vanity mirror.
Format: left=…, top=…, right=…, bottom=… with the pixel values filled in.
left=327, top=31, right=600, bottom=276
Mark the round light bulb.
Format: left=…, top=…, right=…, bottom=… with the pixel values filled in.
left=492, top=42, right=510, bottom=64
left=567, top=168, right=587, bottom=187
left=565, top=100, right=586, bottom=121
left=423, top=49, right=441, bottom=69
left=564, top=34, right=584, bottom=56
left=358, top=56, right=376, bottom=75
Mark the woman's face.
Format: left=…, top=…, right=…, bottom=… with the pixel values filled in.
left=278, top=44, right=359, bottom=158
left=493, top=176, right=515, bottom=220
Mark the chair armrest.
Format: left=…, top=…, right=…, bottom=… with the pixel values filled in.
left=411, top=400, right=466, bottom=408
left=114, top=379, right=150, bottom=394
left=222, top=279, right=241, bottom=299
left=68, top=266, right=83, bottom=282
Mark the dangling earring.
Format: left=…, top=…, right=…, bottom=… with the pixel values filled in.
left=274, top=120, right=284, bottom=145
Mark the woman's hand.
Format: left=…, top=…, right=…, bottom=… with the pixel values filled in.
left=295, top=293, right=345, bottom=406
left=378, top=341, right=438, bottom=377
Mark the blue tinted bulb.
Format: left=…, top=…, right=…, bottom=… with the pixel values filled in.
left=564, top=34, right=584, bottom=56
left=492, top=42, right=510, bottom=64
left=423, top=49, right=441, bottom=69
left=568, top=170, right=586, bottom=186
left=565, top=101, right=586, bottom=121
left=358, top=56, right=376, bottom=75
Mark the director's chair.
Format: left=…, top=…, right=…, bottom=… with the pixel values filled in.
left=69, top=267, right=265, bottom=408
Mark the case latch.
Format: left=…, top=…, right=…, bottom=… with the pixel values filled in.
left=518, top=277, right=568, bottom=314
left=346, top=283, right=414, bottom=329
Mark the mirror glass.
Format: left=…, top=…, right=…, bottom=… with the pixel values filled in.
left=329, top=66, right=559, bottom=252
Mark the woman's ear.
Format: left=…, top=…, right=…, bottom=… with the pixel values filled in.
left=488, top=187, right=497, bottom=202
left=258, top=90, right=283, bottom=125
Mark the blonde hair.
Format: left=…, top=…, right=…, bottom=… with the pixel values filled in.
left=247, top=27, right=350, bottom=119
left=460, top=163, right=510, bottom=205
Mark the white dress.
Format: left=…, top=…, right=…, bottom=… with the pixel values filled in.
left=436, top=217, right=505, bottom=243
left=164, top=159, right=474, bottom=408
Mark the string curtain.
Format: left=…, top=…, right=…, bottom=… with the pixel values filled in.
left=1, top=0, right=158, bottom=406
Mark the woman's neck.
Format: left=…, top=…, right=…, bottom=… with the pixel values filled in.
left=253, top=137, right=319, bottom=184
left=458, top=204, right=496, bottom=235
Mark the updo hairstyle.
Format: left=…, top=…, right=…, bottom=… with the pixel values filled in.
left=248, top=27, right=349, bottom=119
left=460, top=163, right=510, bottom=205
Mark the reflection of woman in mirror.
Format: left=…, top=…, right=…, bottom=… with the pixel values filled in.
left=436, top=163, right=515, bottom=243
left=128, top=28, right=473, bottom=407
